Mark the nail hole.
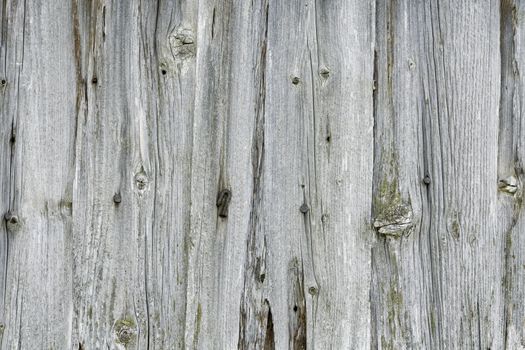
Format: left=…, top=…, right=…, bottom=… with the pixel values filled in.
left=161, top=69, right=167, bottom=75
left=91, top=77, right=98, bottom=84
left=326, top=135, right=331, bottom=142
left=293, top=305, right=298, bottom=312
left=292, top=77, right=300, bottom=85
left=1, top=79, right=6, bottom=86
left=423, top=175, right=431, bottom=185
left=259, top=273, right=265, bottom=283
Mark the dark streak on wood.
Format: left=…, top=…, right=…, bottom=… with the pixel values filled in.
left=211, top=8, right=216, bottom=39
left=263, top=299, right=275, bottom=350
left=71, top=0, right=83, bottom=115
left=288, top=258, right=306, bottom=350
left=237, top=2, right=269, bottom=348
left=216, top=189, right=232, bottom=218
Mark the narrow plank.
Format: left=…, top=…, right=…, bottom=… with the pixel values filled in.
left=256, top=0, right=375, bottom=347
left=71, top=1, right=162, bottom=348
left=185, top=0, right=274, bottom=348
left=0, top=1, right=77, bottom=348
left=499, top=0, right=525, bottom=348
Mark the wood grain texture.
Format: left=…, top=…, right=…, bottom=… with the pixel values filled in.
left=0, top=0, right=523, bottom=349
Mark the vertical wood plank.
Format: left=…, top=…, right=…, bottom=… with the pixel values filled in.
left=499, top=0, right=525, bottom=348
left=0, top=1, right=77, bottom=348
left=371, top=0, right=504, bottom=348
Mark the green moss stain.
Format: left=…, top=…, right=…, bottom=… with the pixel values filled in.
left=430, top=309, right=436, bottom=335
left=451, top=219, right=460, bottom=239
left=388, top=285, right=403, bottom=306
left=373, top=148, right=412, bottom=236
left=381, top=335, right=394, bottom=350
left=373, top=176, right=412, bottom=234
left=448, top=211, right=461, bottom=239
left=374, top=148, right=401, bottom=207
left=116, top=317, right=135, bottom=329
left=384, top=280, right=408, bottom=347
left=375, top=177, right=401, bottom=211
left=386, top=283, right=403, bottom=332
left=193, top=303, right=202, bottom=349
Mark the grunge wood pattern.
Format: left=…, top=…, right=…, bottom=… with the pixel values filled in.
left=0, top=0, right=523, bottom=349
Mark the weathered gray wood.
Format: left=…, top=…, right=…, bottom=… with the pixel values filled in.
left=500, top=1, right=525, bottom=348
left=0, top=0, right=524, bottom=349
left=372, top=1, right=508, bottom=349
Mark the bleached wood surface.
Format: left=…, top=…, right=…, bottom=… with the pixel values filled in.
left=0, top=0, right=522, bottom=349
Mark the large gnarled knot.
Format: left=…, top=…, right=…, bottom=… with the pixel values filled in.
left=373, top=206, right=413, bottom=237
left=169, top=27, right=196, bottom=62
left=498, top=175, right=519, bottom=194
left=373, top=178, right=413, bottom=237
left=114, top=317, right=136, bottom=345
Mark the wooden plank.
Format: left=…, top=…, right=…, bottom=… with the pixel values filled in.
left=371, top=0, right=505, bottom=348
left=70, top=0, right=199, bottom=348
left=499, top=0, right=525, bottom=348
left=0, top=1, right=77, bottom=348
left=185, top=0, right=274, bottom=348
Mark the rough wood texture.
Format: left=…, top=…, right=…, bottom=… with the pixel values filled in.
left=0, top=0, right=523, bottom=349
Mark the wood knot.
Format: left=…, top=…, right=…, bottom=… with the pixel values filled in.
left=291, top=76, right=300, bottom=85
left=423, top=175, right=431, bottom=185
left=134, top=170, right=149, bottom=192
left=373, top=206, right=413, bottom=237
left=0, top=79, right=6, bottom=87
left=319, top=67, right=330, bottom=78
left=308, top=286, right=318, bottom=295
left=169, top=27, right=196, bottom=62
left=374, top=179, right=413, bottom=237
left=216, top=189, right=232, bottom=218
left=498, top=176, right=519, bottom=194
left=114, top=318, right=136, bottom=345
left=60, top=200, right=73, bottom=217
left=4, top=211, right=18, bottom=226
